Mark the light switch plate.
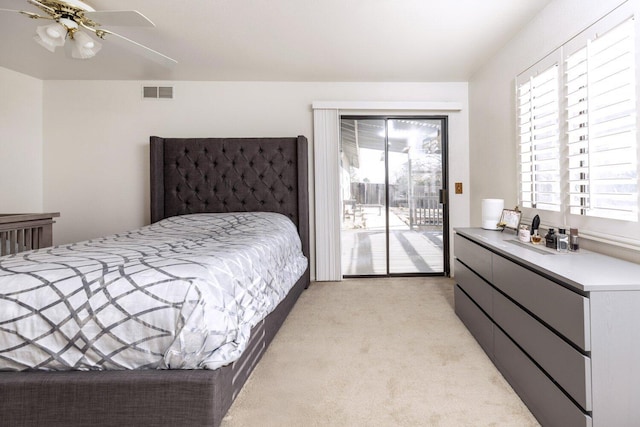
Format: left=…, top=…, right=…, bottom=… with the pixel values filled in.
left=455, top=182, right=463, bottom=194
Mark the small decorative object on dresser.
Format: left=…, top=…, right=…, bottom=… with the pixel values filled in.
left=0, top=212, right=60, bottom=255
left=517, top=225, right=530, bottom=243
left=497, top=207, right=521, bottom=231
left=531, top=214, right=540, bottom=234
left=481, top=198, right=504, bottom=230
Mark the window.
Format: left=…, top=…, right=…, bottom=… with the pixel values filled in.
left=518, top=64, right=561, bottom=212
left=517, top=10, right=638, bottom=242
left=565, top=18, right=637, bottom=222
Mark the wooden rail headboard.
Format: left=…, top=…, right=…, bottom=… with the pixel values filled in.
left=0, top=213, right=59, bottom=255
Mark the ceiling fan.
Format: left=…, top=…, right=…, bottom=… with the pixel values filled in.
left=0, top=0, right=177, bottom=66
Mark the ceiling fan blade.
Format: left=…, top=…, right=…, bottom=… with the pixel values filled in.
left=102, top=29, right=177, bottom=67
left=83, top=10, right=154, bottom=27
left=0, top=7, right=50, bottom=19
left=1, top=7, right=30, bottom=15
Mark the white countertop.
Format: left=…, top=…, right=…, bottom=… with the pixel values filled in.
left=455, top=228, right=640, bottom=292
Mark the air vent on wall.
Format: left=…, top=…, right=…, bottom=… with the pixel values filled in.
left=143, top=86, right=174, bottom=99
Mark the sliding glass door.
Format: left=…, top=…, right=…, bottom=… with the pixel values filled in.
left=340, top=117, right=448, bottom=277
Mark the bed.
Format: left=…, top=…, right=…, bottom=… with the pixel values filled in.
left=0, top=136, right=310, bottom=427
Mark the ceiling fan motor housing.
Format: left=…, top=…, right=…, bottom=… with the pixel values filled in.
left=31, top=0, right=97, bottom=29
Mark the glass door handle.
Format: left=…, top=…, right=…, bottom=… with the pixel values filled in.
left=439, top=189, right=448, bottom=205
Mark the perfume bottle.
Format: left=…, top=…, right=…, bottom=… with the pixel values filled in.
left=545, top=228, right=556, bottom=249
left=570, top=228, right=579, bottom=251
left=531, top=229, right=543, bottom=244
left=557, top=228, right=569, bottom=253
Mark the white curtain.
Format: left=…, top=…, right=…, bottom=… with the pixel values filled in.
left=313, top=108, right=342, bottom=281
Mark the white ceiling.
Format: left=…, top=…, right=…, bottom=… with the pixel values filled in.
left=0, top=0, right=552, bottom=81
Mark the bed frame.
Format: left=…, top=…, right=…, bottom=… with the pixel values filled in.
left=0, top=136, right=310, bottom=427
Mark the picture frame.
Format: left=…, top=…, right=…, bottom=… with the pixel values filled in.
left=497, top=208, right=521, bottom=231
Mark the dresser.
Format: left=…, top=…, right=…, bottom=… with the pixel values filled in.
left=454, top=228, right=640, bottom=427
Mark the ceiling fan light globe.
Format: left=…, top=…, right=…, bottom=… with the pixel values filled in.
left=46, top=26, right=64, bottom=39
left=35, top=23, right=67, bottom=52
left=70, top=31, right=102, bottom=59
left=33, top=34, right=56, bottom=52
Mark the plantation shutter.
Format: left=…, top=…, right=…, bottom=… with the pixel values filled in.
left=517, top=64, right=561, bottom=211
left=565, top=18, right=638, bottom=221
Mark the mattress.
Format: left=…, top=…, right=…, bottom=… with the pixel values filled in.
left=0, top=212, right=307, bottom=371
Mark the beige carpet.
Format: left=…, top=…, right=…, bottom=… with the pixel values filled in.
left=222, top=277, right=540, bottom=427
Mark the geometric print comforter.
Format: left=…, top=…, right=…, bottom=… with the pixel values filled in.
left=0, top=212, right=307, bottom=371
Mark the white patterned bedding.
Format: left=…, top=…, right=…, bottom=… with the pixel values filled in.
left=0, top=212, right=307, bottom=371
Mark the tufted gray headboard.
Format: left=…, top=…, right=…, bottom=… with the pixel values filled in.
left=150, top=136, right=309, bottom=260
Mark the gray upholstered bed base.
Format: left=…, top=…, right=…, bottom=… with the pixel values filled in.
left=0, top=273, right=307, bottom=427
left=0, top=136, right=310, bottom=427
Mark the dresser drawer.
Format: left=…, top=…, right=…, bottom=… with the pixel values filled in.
left=454, top=285, right=493, bottom=357
left=492, top=255, right=591, bottom=351
left=454, top=233, right=492, bottom=282
left=455, top=259, right=492, bottom=315
left=494, top=328, right=592, bottom=427
left=493, top=290, right=592, bottom=411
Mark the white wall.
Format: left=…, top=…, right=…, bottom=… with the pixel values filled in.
left=468, top=0, right=639, bottom=262
left=42, top=81, right=470, bottom=277
left=0, top=66, right=43, bottom=212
